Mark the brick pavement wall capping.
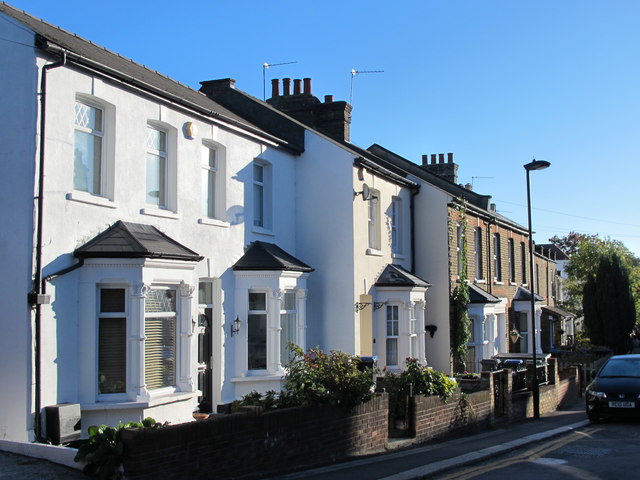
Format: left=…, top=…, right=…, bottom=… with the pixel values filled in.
left=120, top=393, right=388, bottom=480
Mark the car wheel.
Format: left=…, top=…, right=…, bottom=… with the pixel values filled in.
left=587, top=412, right=600, bottom=422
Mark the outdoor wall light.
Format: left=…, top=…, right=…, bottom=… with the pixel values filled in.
left=231, top=316, right=241, bottom=337
left=425, top=324, right=438, bottom=338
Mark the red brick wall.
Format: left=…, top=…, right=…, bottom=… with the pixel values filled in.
left=410, top=390, right=493, bottom=442
left=121, top=394, right=388, bottom=480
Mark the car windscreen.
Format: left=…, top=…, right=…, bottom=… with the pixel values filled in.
left=599, top=358, right=640, bottom=378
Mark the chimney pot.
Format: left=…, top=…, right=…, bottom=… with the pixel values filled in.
left=271, top=78, right=280, bottom=98
left=303, top=77, right=312, bottom=95
left=448, top=152, right=454, bottom=163
left=421, top=154, right=429, bottom=166
left=324, top=94, right=334, bottom=103
left=293, top=79, right=302, bottom=95
left=283, top=78, right=291, bottom=96
left=431, top=154, right=437, bottom=165
left=439, top=153, right=445, bottom=164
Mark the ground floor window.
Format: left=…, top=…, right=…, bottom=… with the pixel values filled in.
left=98, top=288, right=126, bottom=394
left=248, top=291, right=268, bottom=370
left=386, top=305, right=400, bottom=367
left=280, top=291, right=297, bottom=365
left=144, top=288, right=177, bottom=389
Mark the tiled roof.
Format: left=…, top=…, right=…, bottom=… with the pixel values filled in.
left=468, top=283, right=501, bottom=304
left=375, top=264, right=431, bottom=288
left=232, top=241, right=314, bottom=272
left=74, top=221, right=203, bottom=261
left=513, top=286, right=545, bottom=302
left=0, top=2, right=274, bottom=142
left=542, top=305, right=576, bottom=318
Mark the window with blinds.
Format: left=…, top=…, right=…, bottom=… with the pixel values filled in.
left=144, top=288, right=177, bottom=390
left=98, top=288, right=126, bottom=394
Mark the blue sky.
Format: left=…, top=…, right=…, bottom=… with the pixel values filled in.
left=9, top=0, right=640, bottom=255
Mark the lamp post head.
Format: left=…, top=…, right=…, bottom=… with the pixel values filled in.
left=524, top=159, right=551, bottom=171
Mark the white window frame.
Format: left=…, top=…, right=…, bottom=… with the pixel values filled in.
left=145, top=125, right=168, bottom=208
left=97, top=286, right=128, bottom=401
left=521, top=242, right=527, bottom=285
left=280, top=290, right=298, bottom=366
left=253, top=160, right=273, bottom=232
left=368, top=189, right=381, bottom=251
left=508, top=238, right=516, bottom=284
left=73, top=99, right=104, bottom=195
left=493, top=233, right=502, bottom=283
left=248, top=290, right=268, bottom=371
left=198, top=142, right=228, bottom=226
left=391, top=197, right=403, bottom=255
left=409, top=302, right=417, bottom=359
left=474, top=227, right=484, bottom=281
left=385, top=304, right=400, bottom=367
left=142, top=122, right=178, bottom=216
left=144, top=286, right=178, bottom=392
left=456, top=222, right=463, bottom=277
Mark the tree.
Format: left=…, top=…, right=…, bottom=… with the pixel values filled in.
left=551, top=233, right=640, bottom=322
left=582, top=253, right=636, bottom=353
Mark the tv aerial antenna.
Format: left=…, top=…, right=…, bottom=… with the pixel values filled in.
left=263, top=61, right=297, bottom=100
left=350, top=69, right=384, bottom=105
left=471, top=176, right=495, bottom=189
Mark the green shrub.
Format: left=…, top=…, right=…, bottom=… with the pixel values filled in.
left=284, top=345, right=377, bottom=409
left=230, top=389, right=300, bottom=412
left=385, top=358, right=457, bottom=401
left=74, top=417, right=162, bottom=479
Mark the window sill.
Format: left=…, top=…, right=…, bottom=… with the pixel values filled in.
left=82, top=391, right=196, bottom=411
left=494, top=281, right=504, bottom=285
left=140, top=207, right=180, bottom=220
left=252, top=226, right=275, bottom=237
left=509, top=281, right=518, bottom=286
left=475, top=279, right=486, bottom=284
left=366, top=248, right=383, bottom=257
left=66, top=192, right=117, bottom=209
left=231, top=373, right=284, bottom=383
left=198, top=217, right=230, bottom=228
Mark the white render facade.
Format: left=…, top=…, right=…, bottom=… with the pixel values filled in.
left=0, top=5, right=314, bottom=441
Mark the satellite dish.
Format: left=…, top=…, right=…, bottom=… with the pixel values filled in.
left=361, top=183, right=371, bottom=201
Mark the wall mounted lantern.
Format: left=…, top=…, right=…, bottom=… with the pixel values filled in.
left=425, top=324, right=438, bottom=338
left=231, top=316, right=241, bottom=337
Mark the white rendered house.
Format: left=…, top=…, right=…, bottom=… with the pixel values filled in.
left=0, top=4, right=314, bottom=442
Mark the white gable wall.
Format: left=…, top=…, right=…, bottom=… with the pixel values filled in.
left=0, top=13, right=40, bottom=442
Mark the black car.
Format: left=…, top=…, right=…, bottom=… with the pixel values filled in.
left=586, top=354, right=640, bottom=421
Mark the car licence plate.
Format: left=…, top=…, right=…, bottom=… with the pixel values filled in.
left=609, top=401, right=635, bottom=408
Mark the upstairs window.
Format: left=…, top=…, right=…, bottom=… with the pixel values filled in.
left=253, top=161, right=272, bottom=230
left=391, top=197, right=402, bottom=254
left=456, top=223, right=463, bottom=276
left=508, top=238, right=516, bottom=283
left=493, top=233, right=502, bottom=282
left=146, top=126, right=168, bottom=208
left=201, top=146, right=217, bottom=218
left=521, top=242, right=527, bottom=284
left=474, top=227, right=484, bottom=280
left=74, top=101, right=103, bottom=195
left=368, top=190, right=381, bottom=251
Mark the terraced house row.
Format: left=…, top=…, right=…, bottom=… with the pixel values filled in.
left=0, top=2, right=573, bottom=443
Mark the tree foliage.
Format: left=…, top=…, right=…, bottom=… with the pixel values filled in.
left=551, top=233, right=640, bottom=321
left=582, top=253, right=636, bottom=353
left=450, top=202, right=471, bottom=373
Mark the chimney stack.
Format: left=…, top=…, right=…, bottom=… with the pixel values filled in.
left=265, top=78, right=352, bottom=142
left=271, top=78, right=280, bottom=98
left=421, top=152, right=459, bottom=184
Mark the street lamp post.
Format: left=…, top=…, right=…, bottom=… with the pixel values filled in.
left=524, top=158, right=550, bottom=419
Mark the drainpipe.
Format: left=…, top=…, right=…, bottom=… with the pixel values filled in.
left=31, top=50, right=67, bottom=442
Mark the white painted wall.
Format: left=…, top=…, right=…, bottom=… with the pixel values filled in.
left=0, top=28, right=304, bottom=438
left=411, top=180, right=453, bottom=373
left=0, top=14, right=39, bottom=442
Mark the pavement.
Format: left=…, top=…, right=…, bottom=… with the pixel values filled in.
left=0, top=402, right=588, bottom=479
left=266, top=402, right=589, bottom=480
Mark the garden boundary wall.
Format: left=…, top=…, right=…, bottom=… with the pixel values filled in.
left=121, top=394, right=388, bottom=480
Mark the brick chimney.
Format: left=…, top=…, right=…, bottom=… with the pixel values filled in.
left=266, top=78, right=352, bottom=142
left=421, top=152, right=459, bottom=184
